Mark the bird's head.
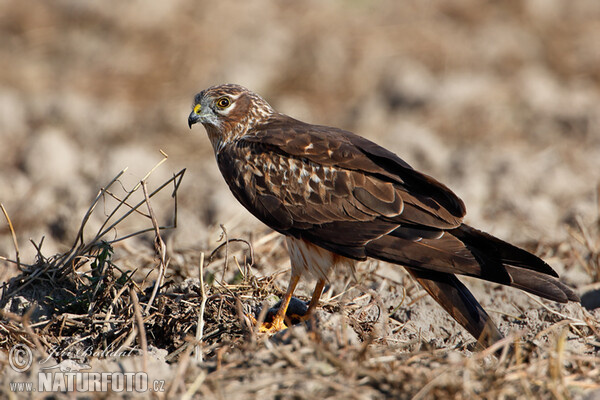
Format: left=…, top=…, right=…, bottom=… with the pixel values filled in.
left=188, top=84, right=275, bottom=150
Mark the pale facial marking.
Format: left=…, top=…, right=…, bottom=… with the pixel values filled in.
left=216, top=102, right=236, bottom=116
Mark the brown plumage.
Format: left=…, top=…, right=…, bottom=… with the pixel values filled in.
left=188, top=84, right=579, bottom=347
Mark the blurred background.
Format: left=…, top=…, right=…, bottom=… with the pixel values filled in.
left=1, top=0, right=599, bottom=273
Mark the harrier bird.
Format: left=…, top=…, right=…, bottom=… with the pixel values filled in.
left=188, top=84, right=578, bottom=347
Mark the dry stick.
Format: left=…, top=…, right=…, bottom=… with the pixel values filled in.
left=4, top=260, right=55, bottom=298
left=142, top=181, right=167, bottom=315
left=2, top=310, right=50, bottom=360
left=115, top=324, right=138, bottom=358
left=1, top=203, right=21, bottom=270
left=90, top=163, right=170, bottom=246
left=181, top=370, right=207, bottom=400
left=134, top=149, right=170, bottom=192
left=167, top=342, right=195, bottom=398
left=583, top=314, right=600, bottom=341
left=94, top=172, right=175, bottom=242
left=524, top=292, right=588, bottom=328
left=209, top=238, right=255, bottom=270
left=60, top=168, right=185, bottom=275
left=58, top=334, right=94, bottom=359
left=194, top=252, right=207, bottom=363
left=219, top=224, right=229, bottom=282
left=237, top=297, right=258, bottom=344
left=94, top=172, right=143, bottom=240
left=101, top=189, right=151, bottom=219
left=96, top=151, right=168, bottom=241
left=130, top=287, right=148, bottom=373
left=94, top=168, right=184, bottom=246
left=103, top=280, right=134, bottom=334
left=60, top=168, right=128, bottom=268
left=29, top=237, right=46, bottom=263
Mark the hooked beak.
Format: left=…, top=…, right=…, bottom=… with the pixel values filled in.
left=188, top=104, right=202, bottom=129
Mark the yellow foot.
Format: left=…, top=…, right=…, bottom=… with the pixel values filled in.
left=258, top=315, right=289, bottom=334
left=245, top=313, right=289, bottom=334
left=246, top=297, right=309, bottom=335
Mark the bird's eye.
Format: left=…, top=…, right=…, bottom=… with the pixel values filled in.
left=216, top=97, right=231, bottom=108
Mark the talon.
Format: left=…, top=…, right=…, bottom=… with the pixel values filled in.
left=258, top=314, right=289, bottom=334
left=245, top=277, right=326, bottom=335
left=245, top=309, right=290, bottom=334
left=247, top=297, right=311, bottom=334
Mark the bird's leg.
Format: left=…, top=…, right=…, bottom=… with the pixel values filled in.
left=301, top=279, right=326, bottom=320
left=258, top=274, right=300, bottom=334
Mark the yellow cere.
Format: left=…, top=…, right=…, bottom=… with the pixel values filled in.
left=193, top=104, right=201, bottom=114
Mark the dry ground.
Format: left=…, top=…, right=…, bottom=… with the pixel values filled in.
left=1, top=1, right=600, bottom=398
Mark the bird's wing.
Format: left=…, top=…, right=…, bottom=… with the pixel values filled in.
left=216, top=115, right=579, bottom=304
left=245, top=116, right=466, bottom=227
left=217, top=116, right=463, bottom=249
left=218, top=116, right=482, bottom=274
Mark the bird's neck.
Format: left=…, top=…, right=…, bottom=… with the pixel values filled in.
left=205, top=112, right=273, bottom=156
left=204, top=125, right=227, bottom=155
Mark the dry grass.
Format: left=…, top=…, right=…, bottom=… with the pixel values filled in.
left=1, top=163, right=599, bottom=399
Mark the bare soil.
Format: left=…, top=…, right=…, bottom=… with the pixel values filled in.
left=1, top=1, right=600, bottom=398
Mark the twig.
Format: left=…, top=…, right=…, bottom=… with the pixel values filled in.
left=181, top=370, right=207, bottom=400
left=195, top=252, right=207, bottom=363
left=233, top=256, right=245, bottom=280
left=61, top=168, right=127, bottom=267
left=219, top=225, right=229, bottom=281
left=209, top=238, right=255, bottom=271
left=58, top=167, right=185, bottom=275
left=142, top=181, right=168, bottom=315
left=524, top=292, right=587, bottom=327
left=94, top=168, right=183, bottom=244
left=1, top=203, right=21, bottom=271
left=58, top=334, right=93, bottom=360
left=103, top=278, right=134, bottom=333
left=130, top=287, right=148, bottom=373
left=237, top=297, right=257, bottom=344
left=167, top=340, right=195, bottom=397
left=114, top=325, right=138, bottom=359
left=132, top=149, right=169, bottom=192
left=1, top=310, right=49, bottom=359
